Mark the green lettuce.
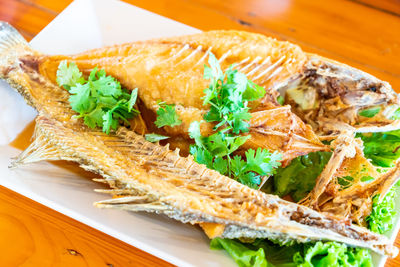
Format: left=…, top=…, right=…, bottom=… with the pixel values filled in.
left=211, top=238, right=372, bottom=267
left=294, top=242, right=372, bottom=267
left=210, top=238, right=269, bottom=267
left=357, top=130, right=400, bottom=167
left=263, top=152, right=332, bottom=201
left=366, top=187, right=397, bottom=234
left=356, top=130, right=400, bottom=234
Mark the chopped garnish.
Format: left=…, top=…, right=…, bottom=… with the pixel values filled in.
left=145, top=133, right=169, bottom=142
left=358, top=106, right=381, bottom=118
left=154, top=102, right=182, bottom=128
left=56, top=60, right=139, bottom=134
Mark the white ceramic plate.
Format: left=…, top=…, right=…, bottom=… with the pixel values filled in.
left=0, top=0, right=398, bottom=266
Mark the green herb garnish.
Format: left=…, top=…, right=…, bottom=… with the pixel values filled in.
left=154, top=102, right=182, bottom=128
left=56, top=61, right=139, bottom=134
left=145, top=133, right=169, bottom=142
left=202, top=53, right=265, bottom=134
left=358, top=106, right=381, bottom=118
left=189, top=53, right=281, bottom=189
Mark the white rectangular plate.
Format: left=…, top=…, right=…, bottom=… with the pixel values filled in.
left=0, top=0, right=398, bottom=266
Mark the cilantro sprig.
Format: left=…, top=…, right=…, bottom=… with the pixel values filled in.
left=202, top=53, right=265, bottom=134
left=154, top=102, right=182, bottom=128
left=56, top=61, right=139, bottom=134
left=189, top=53, right=282, bottom=189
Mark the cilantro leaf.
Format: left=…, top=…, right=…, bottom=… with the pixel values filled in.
left=190, top=145, right=213, bottom=168
left=188, top=121, right=204, bottom=147
left=69, top=83, right=94, bottom=113
left=202, top=52, right=266, bottom=134
left=56, top=61, right=84, bottom=90
left=127, top=88, right=138, bottom=112
left=154, top=102, right=182, bottom=128
left=243, top=80, right=265, bottom=102
left=56, top=60, right=139, bottom=134
left=212, top=157, right=228, bottom=175
left=83, top=106, right=105, bottom=129
left=145, top=133, right=169, bottom=143
left=244, top=148, right=282, bottom=176
left=90, top=70, right=122, bottom=98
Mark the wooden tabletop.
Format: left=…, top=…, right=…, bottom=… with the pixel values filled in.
left=1, top=0, right=400, bottom=266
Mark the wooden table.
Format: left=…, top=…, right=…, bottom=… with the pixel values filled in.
left=1, top=0, right=400, bottom=266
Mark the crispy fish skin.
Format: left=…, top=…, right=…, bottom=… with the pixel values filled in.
left=36, top=30, right=400, bottom=139
left=0, top=22, right=398, bottom=257
left=32, top=30, right=327, bottom=164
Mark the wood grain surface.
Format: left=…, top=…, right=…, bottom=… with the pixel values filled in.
left=0, top=0, right=400, bottom=266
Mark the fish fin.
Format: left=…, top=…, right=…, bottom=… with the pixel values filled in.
left=0, top=22, right=30, bottom=68
left=9, top=118, right=72, bottom=168
left=0, top=22, right=28, bottom=51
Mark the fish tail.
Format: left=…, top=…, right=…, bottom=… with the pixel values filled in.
left=0, top=21, right=30, bottom=68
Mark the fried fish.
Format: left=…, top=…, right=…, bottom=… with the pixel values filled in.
left=0, top=22, right=398, bottom=257
left=28, top=30, right=328, bottom=164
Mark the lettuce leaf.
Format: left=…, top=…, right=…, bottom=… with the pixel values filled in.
left=356, top=130, right=400, bottom=234
left=264, top=152, right=332, bottom=201
left=210, top=238, right=269, bottom=267
left=294, top=242, right=372, bottom=267
left=211, top=238, right=372, bottom=267
left=366, top=187, right=397, bottom=234
left=356, top=130, right=400, bottom=167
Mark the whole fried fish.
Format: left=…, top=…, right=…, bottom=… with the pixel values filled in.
left=0, top=22, right=398, bottom=257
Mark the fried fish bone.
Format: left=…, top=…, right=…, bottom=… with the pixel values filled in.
left=300, top=132, right=400, bottom=226
left=0, top=22, right=398, bottom=257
